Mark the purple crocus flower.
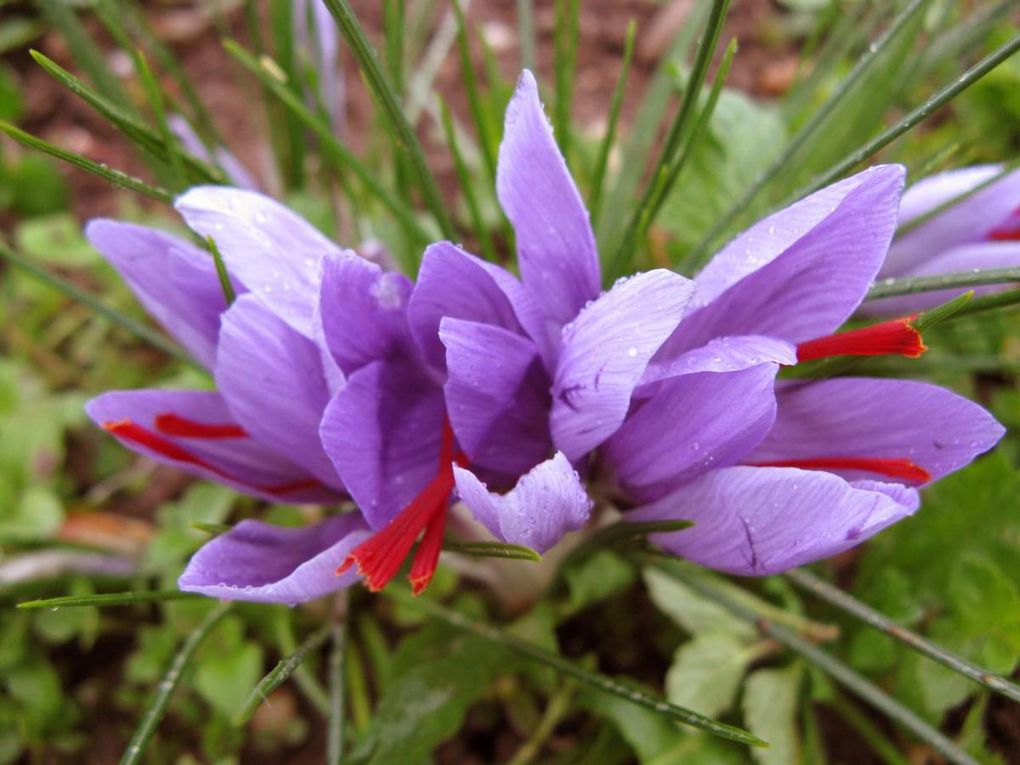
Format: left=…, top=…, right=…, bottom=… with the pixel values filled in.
left=83, top=191, right=379, bottom=602
left=318, top=70, right=1001, bottom=592
left=167, top=115, right=259, bottom=191
left=293, top=0, right=345, bottom=134
left=864, top=164, right=1020, bottom=315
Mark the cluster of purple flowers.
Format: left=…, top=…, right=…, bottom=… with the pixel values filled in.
left=86, top=71, right=1008, bottom=605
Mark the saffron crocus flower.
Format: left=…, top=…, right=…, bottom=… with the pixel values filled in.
left=83, top=193, right=379, bottom=603
left=293, top=0, right=345, bottom=134
left=324, top=71, right=1003, bottom=592
left=168, top=115, right=259, bottom=191
left=864, top=164, right=1020, bottom=315
left=614, top=166, right=1007, bottom=574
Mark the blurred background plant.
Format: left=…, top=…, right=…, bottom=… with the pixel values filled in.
left=0, top=0, right=1018, bottom=763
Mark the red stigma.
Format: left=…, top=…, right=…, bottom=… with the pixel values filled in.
left=155, top=413, right=248, bottom=439
left=103, top=419, right=322, bottom=497
left=751, top=456, right=931, bottom=484
left=988, top=224, right=1020, bottom=241
left=338, top=421, right=466, bottom=595
left=796, top=316, right=927, bottom=363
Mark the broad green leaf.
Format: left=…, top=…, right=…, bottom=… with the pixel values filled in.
left=194, top=641, right=264, bottom=719
left=14, top=213, right=96, bottom=266
left=563, top=550, right=636, bottom=615
left=644, top=568, right=755, bottom=640
left=742, top=664, right=803, bottom=765
left=665, top=633, right=754, bottom=718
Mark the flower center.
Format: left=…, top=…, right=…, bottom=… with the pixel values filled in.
left=337, top=420, right=467, bottom=595
left=102, top=415, right=321, bottom=496
left=795, top=315, right=927, bottom=363
left=749, top=456, right=931, bottom=484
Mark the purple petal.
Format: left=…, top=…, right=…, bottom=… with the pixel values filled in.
left=85, top=220, right=238, bottom=369
left=85, top=389, right=337, bottom=503
left=605, top=363, right=779, bottom=501
left=179, top=514, right=370, bottom=604
left=886, top=165, right=1020, bottom=276
left=644, top=334, right=796, bottom=385
left=293, top=0, right=344, bottom=132
left=748, top=378, right=1005, bottom=484
left=550, top=269, right=695, bottom=462
left=440, top=317, right=552, bottom=476
left=496, top=70, right=600, bottom=327
left=175, top=186, right=344, bottom=337
left=408, top=242, right=527, bottom=372
left=661, top=165, right=905, bottom=357
left=862, top=242, right=1020, bottom=316
left=628, top=466, right=919, bottom=575
left=319, top=251, right=414, bottom=375
left=216, top=294, right=343, bottom=489
left=319, top=360, right=445, bottom=528
left=453, top=453, right=591, bottom=553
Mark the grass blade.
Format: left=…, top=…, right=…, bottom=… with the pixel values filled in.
left=589, top=19, right=636, bottom=228
left=450, top=0, right=498, bottom=186
left=661, top=562, right=980, bottom=765
left=517, top=0, right=536, bottom=70
left=322, top=0, right=455, bottom=240
left=0, top=239, right=203, bottom=372
left=30, top=49, right=226, bottom=184
left=868, top=267, right=1020, bottom=299
left=553, top=0, right=580, bottom=160
left=684, top=0, right=929, bottom=269
left=445, top=540, right=542, bottom=561
left=17, top=591, right=204, bottom=609
left=223, top=40, right=432, bottom=254
left=204, top=236, right=238, bottom=306
left=132, top=48, right=187, bottom=191
left=439, top=98, right=497, bottom=261
left=234, top=624, right=332, bottom=726
left=327, top=619, right=347, bottom=765
left=606, top=0, right=731, bottom=281
left=121, top=602, right=232, bottom=765
left=787, top=569, right=1020, bottom=705
left=398, top=592, right=767, bottom=747
left=0, top=120, right=172, bottom=203
left=38, top=0, right=132, bottom=108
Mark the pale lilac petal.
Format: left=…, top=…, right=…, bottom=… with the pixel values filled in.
left=644, top=334, right=796, bottom=385
left=178, top=514, right=370, bottom=604
left=748, top=378, right=1005, bottom=484
left=660, top=165, right=905, bottom=357
left=408, top=242, right=527, bottom=371
left=496, top=70, right=600, bottom=327
left=216, top=294, right=342, bottom=489
left=320, top=361, right=445, bottom=528
left=293, top=0, right=344, bottom=132
left=440, top=318, right=552, bottom=476
left=863, top=242, right=1020, bottom=316
left=168, top=115, right=259, bottom=191
left=629, top=467, right=919, bottom=575
left=86, top=390, right=337, bottom=503
left=887, top=165, right=1020, bottom=276
left=605, top=363, right=779, bottom=501
left=319, top=251, right=414, bottom=375
left=175, top=186, right=344, bottom=336
left=85, top=220, right=238, bottom=369
left=550, top=270, right=695, bottom=461
left=453, top=453, right=591, bottom=553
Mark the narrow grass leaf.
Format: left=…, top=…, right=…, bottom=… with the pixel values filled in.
left=553, top=0, right=580, bottom=160
left=234, top=624, right=332, bottom=726
left=17, top=591, right=204, bottom=610
left=0, top=239, right=202, bottom=371
left=439, top=98, right=497, bottom=261
left=224, top=40, right=432, bottom=253
left=205, top=236, right=237, bottom=306
left=450, top=0, right=498, bottom=185
left=322, top=0, right=455, bottom=239
left=0, top=121, right=172, bottom=202
left=868, top=267, right=1020, bottom=299
left=445, top=540, right=542, bottom=562
left=606, top=0, right=731, bottom=281
left=517, top=0, right=536, bottom=71
left=327, top=620, right=347, bottom=765
left=120, top=602, right=232, bottom=765
left=663, top=564, right=980, bottom=765
left=400, top=592, right=767, bottom=747
left=589, top=19, right=636, bottom=228
left=786, top=569, right=1020, bottom=705
left=132, top=48, right=187, bottom=191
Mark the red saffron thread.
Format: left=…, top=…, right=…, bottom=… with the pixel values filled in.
left=796, top=316, right=927, bottom=363
left=750, top=456, right=931, bottom=484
